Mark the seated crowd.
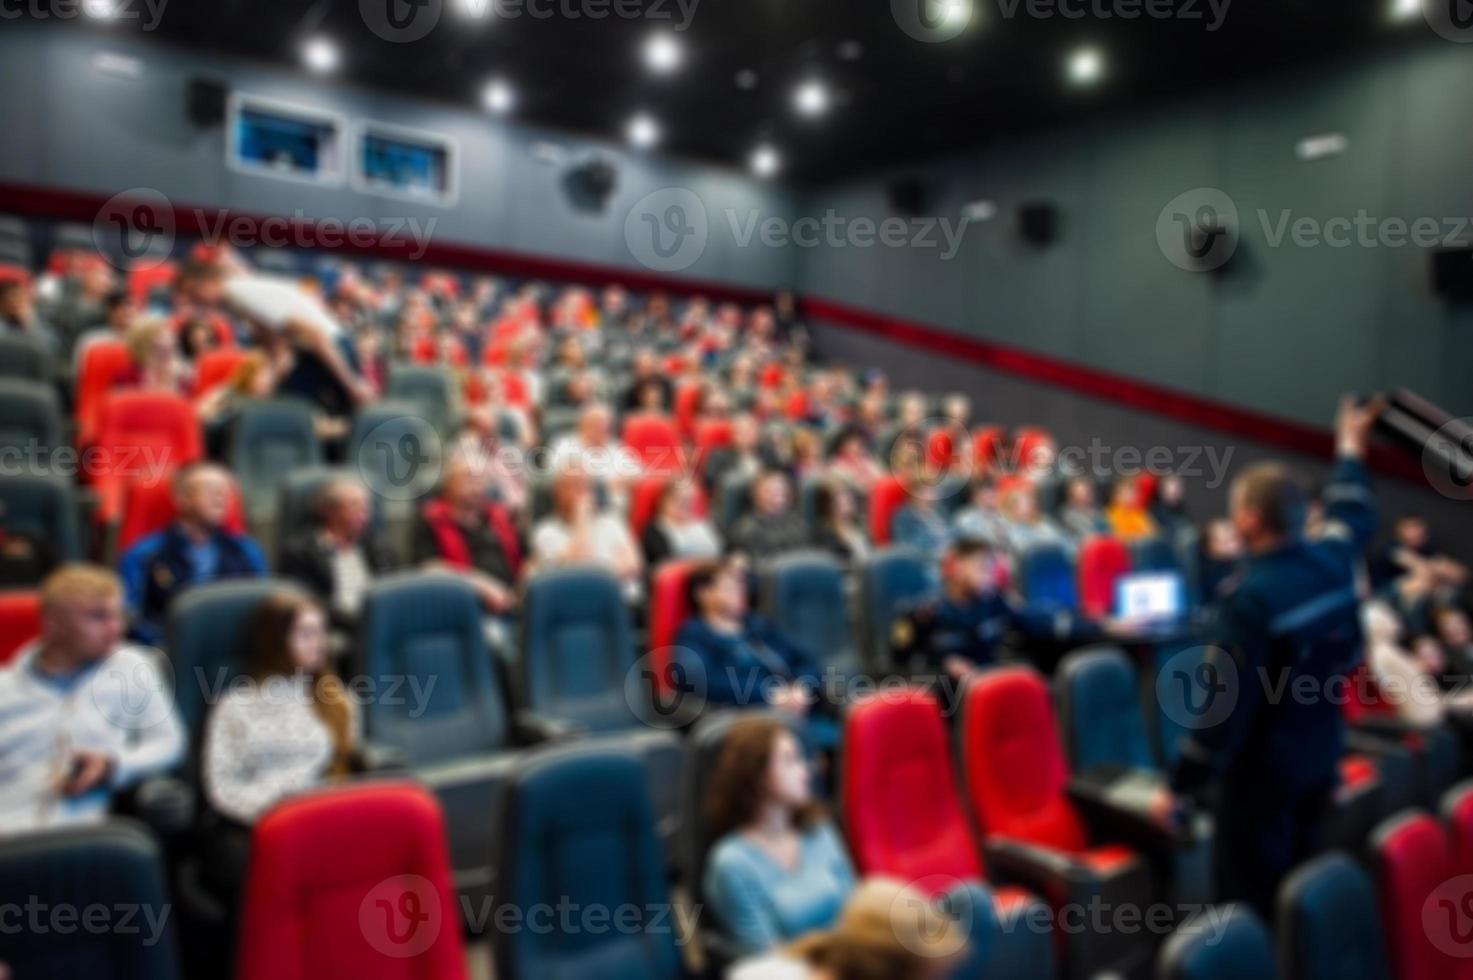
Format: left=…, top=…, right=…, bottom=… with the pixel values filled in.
left=0, top=234, right=1470, bottom=980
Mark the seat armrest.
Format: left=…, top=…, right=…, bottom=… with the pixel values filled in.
left=354, top=741, right=412, bottom=776
left=511, top=710, right=581, bottom=745
left=1067, top=772, right=1204, bottom=856
left=983, top=836, right=1087, bottom=899
left=114, top=775, right=195, bottom=839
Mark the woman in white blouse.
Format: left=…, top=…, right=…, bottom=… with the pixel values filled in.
left=203, top=591, right=358, bottom=827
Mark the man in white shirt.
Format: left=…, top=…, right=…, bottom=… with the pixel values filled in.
left=0, top=565, right=184, bottom=833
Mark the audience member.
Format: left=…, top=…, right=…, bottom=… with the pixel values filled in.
left=532, top=468, right=644, bottom=597
left=412, top=452, right=521, bottom=614
left=810, top=481, right=869, bottom=566
left=1058, top=476, right=1109, bottom=539
left=642, top=479, right=722, bottom=567
left=278, top=477, right=398, bottom=627
left=1105, top=475, right=1157, bottom=542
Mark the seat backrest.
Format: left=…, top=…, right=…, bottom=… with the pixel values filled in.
left=842, top=688, right=985, bottom=889
left=74, top=338, right=133, bottom=434
left=117, top=471, right=246, bottom=552
left=1276, top=853, right=1392, bottom=980
left=694, top=418, right=733, bottom=454
left=360, top=571, right=510, bottom=764
left=1150, top=640, right=1208, bottom=769
left=1018, top=540, right=1079, bottom=610
left=1159, top=905, right=1278, bottom=980
left=93, top=389, right=203, bottom=463
left=1444, top=781, right=1473, bottom=876
left=168, top=578, right=306, bottom=735
left=238, top=782, right=467, bottom=980
left=649, top=558, right=702, bottom=697
left=0, top=472, right=82, bottom=561
left=0, top=378, right=62, bottom=452
left=0, top=821, right=179, bottom=980
left=229, top=398, right=323, bottom=503
left=1056, top=647, right=1156, bottom=775
left=762, top=550, right=856, bottom=673
left=1078, top=534, right=1132, bottom=619
left=630, top=474, right=670, bottom=539
left=0, top=331, right=53, bottom=383
left=1372, top=812, right=1458, bottom=980
left=492, top=739, right=680, bottom=980
left=716, top=469, right=753, bottom=530
left=192, top=348, right=251, bottom=399
left=962, top=666, right=1087, bottom=852
left=520, top=566, right=638, bottom=732
left=0, top=589, right=39, bottom=664
left=275, top=466, right=374, bottom=548
left=387, top=365, right=456, bottom=432
left=868, top=476, right=908, bottom=545
left=1131, top=534, right=1181, bottom=573
left=861, top=546, right=937, bottom=671
left=622, top=413, right=682, bottom=474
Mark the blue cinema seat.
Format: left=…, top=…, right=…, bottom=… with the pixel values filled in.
left=1275, top=853, right=1392, bottom=980
left=0, top=821, right=180, bottom=980
left=1018, top=539, right=1079, bottom=611
left=761, top=549, right=858, bottom=675
left=1159, top=905, right=1279, bottom=980
left=0, top=471, right=82, bottom=562
left=491, top=738, right=685, bottom=980
left=860, top=545, right=937, bottom=675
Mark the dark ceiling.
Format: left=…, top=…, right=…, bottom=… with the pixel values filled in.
left=94, top=0, right=1437, bottom=183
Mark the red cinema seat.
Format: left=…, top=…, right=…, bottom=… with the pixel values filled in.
left=74, top=339, right=135, bottom=445
left=630, top=475, right=670, bottom=540
left=0, top=590, right=40, bottom=664
left=693, top=418, right=733, bottom=455
left=1445, top=782, right=1473, bottom=877
left=1014, top=427, right=1056, bottom=473
left=191, top=349, right=251, bottom=400
left=237, top=782, right=468, bottom=980
left=843, top=687, right=1055, bottom=977
left=127, top=262, right=176, bottom=306
left=674, top=382, right=704, bottom=441
left=89, top=391, right=203, bottom=525
left=623, top=413, right=682, bottom=476
left=116, top=472, right=246, bottom=552
left=961, top=667, right=1156, bottom=980
left=1371, top=812, right=1466, bottom=980
left=649, top=558, right=703, bottom=699
left=972, top=425, right=1005, bottom=472
left=1078, top=535, right=1132, bottom=620
left=868, top=476, right=908, bottom=546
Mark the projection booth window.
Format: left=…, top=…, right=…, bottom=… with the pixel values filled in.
left=353, top=123, right=458, bottom=206
left=227, top=95, right=345, bottom=186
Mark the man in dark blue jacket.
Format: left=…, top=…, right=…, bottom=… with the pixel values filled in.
left=1169, top=395, right=1382, bottom=916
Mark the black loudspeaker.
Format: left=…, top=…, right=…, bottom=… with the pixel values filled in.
left=1018, top=201, right=1060, bottom=248
left=561, top=157, right=619, bottom=213
left=1433, top=247, right=1473, bottom=302
left=887, top=178, right=929, bottom=216
left=186, top=77, right=228, bottom=127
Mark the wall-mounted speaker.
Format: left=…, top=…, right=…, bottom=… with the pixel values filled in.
left=887, top=177, right=929, bottom=216
left=1018, top=201, right=1060, bottom=248
left=561, top=156, right=619, bottom=213
left=186, top=77, right=228, bottom=127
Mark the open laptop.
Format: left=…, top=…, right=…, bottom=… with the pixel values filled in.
left=1115, top=571, right=1188, bottom=635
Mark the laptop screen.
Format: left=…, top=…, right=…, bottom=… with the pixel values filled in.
left=1115, top=571, right=1185, bottom=622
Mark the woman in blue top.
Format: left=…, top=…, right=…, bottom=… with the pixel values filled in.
left=703, top=717, right=856, bottom=953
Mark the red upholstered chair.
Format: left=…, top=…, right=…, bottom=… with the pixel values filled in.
left=237, top=782, right=467, bottom=980
left=842, top=688, right=1055, bottom=978
left=127, top=262, right=176, bottom=306
left=674, top=382, right=704, bottom=441
left=74, top=339, right=135, bottom=445
left=868, top=476, right=908, bottom=546
left=116, top=472, right=246, bottom=553
left=630, top=475, right=670, bottom=540
left=1444, top=782, right=1473, bottom=877
left=1078, top=535, right=1132, bottom=619
left=1371, top=812, right=1467, bottom=980
left=623, top=413, right=683, bottom=476
left=1014, top=427, right=1056, bottom=472
left=972, top=425, right=1006, bottom=473
left=191, top=349, right=251, bottom=401
left=693, top=418, right=732, bottom=454
left=88, top=391, right=203, bottom=526
left=648, top=558, right=703, bottom=699
left=0, top=590, right=39, bottom=665
left=961, top=666, right=1157, bottom=980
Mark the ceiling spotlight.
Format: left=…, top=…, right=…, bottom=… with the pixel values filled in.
left=303, top=37, right=340, bottom=75
left=751, top=144, right=781, bottom=178
left=793, top=80, right=830, bottom=117
left=735, top=69, right=759, bottom=90
left=455, top=0, right=495, bottom=17
left=1067, top=46, right=1103, bottom=85
left=82, top=0, right=118, bottom=20
left=482, top=79, right=515, bottom=114
left=644, top=33, right=682, bottom=74
left=1390, top=0, right=1421, bottom=18
left=627, top=113, right=661, bottom=149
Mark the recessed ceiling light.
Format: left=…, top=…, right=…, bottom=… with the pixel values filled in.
left=482, top=79, right=515, bottom=114
left=735, top=69, right=758, bottom=90
left=1390, top=0, right=1421, bottom=18
left=303, top=37, right=340, bottom=75
left=82, top=0, right=117, bottom=20
left=751, top=144, right=781, bottom=178
left=1067, top=46, right=1103, bottom=85
left=939, top=0, right=972, bottom=26
left=627, top=113, right=661, bottom=149
left=644, top=33, right=682, bottom=74
left=455, top=0, right=495, bottom=18
left=838, top=40, right=864, bottom=61
left=793, top=80, right=830, bottom=117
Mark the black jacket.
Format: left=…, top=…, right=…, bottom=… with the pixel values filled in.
left=278, top=532, right=400, bottom=624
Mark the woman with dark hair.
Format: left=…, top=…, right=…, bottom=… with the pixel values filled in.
left=202, top=591, right=357, bottom=825
left=704, top=717, right=856, bottom=954
left=810, top=481, right=869, bottom=566
left=642, top=479, right=722, bottom=567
